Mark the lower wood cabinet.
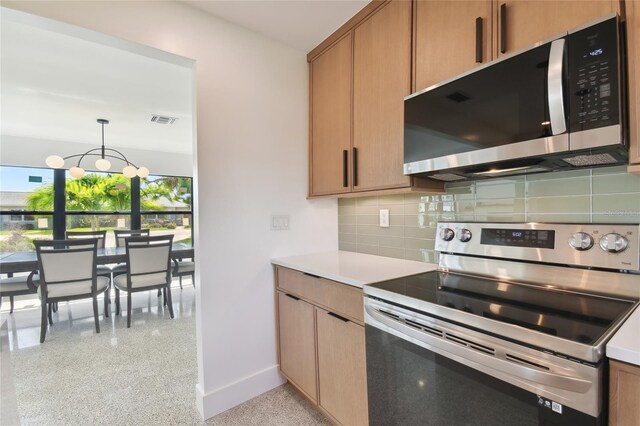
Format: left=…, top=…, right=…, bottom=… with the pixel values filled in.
left=275, top=266, right=368, bottom=425
left=316, top=307, right=368, bottom=426
left=609, top=359, right=640, bottom=425
left=277, top=292, right=317, bottom=402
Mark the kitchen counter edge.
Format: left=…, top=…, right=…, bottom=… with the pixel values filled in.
left=607, top=305, right=640, bottom=366
left=271, top=250, right=438, bottom=288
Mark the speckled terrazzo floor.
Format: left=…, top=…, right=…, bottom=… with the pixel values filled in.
left=0, top=282, right=329, bottom=426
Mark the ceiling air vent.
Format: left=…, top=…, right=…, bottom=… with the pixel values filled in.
left=151, top=115, right=177, bottom=124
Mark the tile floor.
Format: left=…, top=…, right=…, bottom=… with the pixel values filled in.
left=1, top=281, right=328, bottom=425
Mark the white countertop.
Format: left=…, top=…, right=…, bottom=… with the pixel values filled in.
left=607, top=306, right=640, bottom=366
left=271, top=250, right=438, bottom=288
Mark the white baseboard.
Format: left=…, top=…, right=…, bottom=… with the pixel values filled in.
left=195, top=365, right=286, bottom=420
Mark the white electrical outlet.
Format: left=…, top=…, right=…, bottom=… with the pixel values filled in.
left=379, top=209, right=390, bottom=228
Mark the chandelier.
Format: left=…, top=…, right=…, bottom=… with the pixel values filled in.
left=45, top=119, right=149, bottom=179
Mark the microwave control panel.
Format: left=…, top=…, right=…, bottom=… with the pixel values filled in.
left=568, top=17, right=619, bottom=132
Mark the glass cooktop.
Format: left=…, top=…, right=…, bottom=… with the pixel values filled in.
left=368, top=271, right=636, bottom=346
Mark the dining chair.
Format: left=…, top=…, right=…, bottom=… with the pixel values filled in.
left=111, top=229, right=150, bottom=276
left=172, top=258, right=195, bottom=289
left=0, top=271, right=39, bottom=314
left=66, top=230, right=112, bottom=277
left=34, top=238, right=110, bottom=343
left=114, top=229, right=151, bottom=248
left=113, top=234, right=174, bottom=328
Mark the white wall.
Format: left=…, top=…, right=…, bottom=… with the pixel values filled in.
left=1, top=1, right=339, bottom=419
left=0, top=135, right=193, bottom=177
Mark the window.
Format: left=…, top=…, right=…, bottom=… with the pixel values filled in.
left=65, top=171, right=131, bottom=212
left=141, top=175, right=191, bottom=211
left=0, top=166, right=55, bottom=252
left=0, top=166, right=193, bottom=251
left=64, top=171, right=132, bottom=247
left=141, top=175, right=193, bottom=246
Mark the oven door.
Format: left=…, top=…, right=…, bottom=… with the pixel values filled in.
left=365, top=298, right=605, bottom=426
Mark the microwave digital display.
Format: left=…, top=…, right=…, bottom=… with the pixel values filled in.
left=588, top=48, right=604, bottom=57
left=480, top=229, right=555, bottom=249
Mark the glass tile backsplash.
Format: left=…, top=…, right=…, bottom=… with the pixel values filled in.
left=338, top=166, right=640, bottom=263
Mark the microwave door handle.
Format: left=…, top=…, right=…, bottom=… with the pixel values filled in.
left=547, top=38, right=567, bottom=135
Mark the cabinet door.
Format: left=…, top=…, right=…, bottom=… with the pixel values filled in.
left=310, top=34, right=352, bottom=196
left=353, top=0, right=412, bottom=192
left=610, top=360, right=640, bottom=425
left=415, top=0, right=493, bottom=91
left=628, top=0, right=640, bottom=168
left=316, top=307, right=368, bottom=426
left=495, top=0, right=618, bottom=57
left=277, top=292, right=317, bottom=402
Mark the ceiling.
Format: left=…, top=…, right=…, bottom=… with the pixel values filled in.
left=183, top=0, right=370, bottom=52
left=1, top=1, right=368, bottom=164
left=1, top=17, right=193, bottom=155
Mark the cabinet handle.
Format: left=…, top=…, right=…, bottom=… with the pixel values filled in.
left=328, top=311, right=350, bottom=323
left=475, top=17, right=483, bottom=63
left=342, top=149, right=348, bottom=187
left=352, top=147, right=358, bottom=187
left=500, top=3, right=507, bottom=54
left=303, top=272, right=321, bottom=279
left=285, top=293, right=300, bottom=301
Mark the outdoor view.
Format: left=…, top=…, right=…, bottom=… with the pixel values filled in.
left=0, top=166, right=192, bottom=252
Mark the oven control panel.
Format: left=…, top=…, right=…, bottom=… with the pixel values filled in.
left=435, top=222, right=640, bottom=271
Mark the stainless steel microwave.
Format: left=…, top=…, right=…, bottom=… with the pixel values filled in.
left=404, top=14, right=628, bottom=181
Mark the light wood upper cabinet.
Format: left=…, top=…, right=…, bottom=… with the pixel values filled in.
left=414, top=1, right=493, bottom=92
left=609, top=360, right=640, bottom=425
left=627, top=0, right=640, bottom=172
left=495, top=0, right=619, bottom=57
left=352, top=0, right=412, bottom=192
left=310, top=34, right=352, bottom=196
left=277, top=292, right=317, bottom=402
left=316, top=307, right=368, bottom=426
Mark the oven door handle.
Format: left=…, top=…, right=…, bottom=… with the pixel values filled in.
left=365, top=303, right=592, bottom=393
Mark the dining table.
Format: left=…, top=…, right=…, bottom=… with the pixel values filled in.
left=0, top=243, right=194, bottom=274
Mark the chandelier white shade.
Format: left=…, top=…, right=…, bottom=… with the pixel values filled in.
left=69, top=166, right=85, bottom=179
left=95, top=158, right=111, bottom=171
left=45, top=155, right=65, bottom=169
left=45, top=119, right=149, bottom=179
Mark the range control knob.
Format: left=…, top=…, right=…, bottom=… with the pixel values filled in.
left=457, top=228, right=472, bottom=242
left=569, top=232, right=594, bottom=251
left=599, top=233, right=629, bottom=253
left=440, top=227, right=455, bottom=241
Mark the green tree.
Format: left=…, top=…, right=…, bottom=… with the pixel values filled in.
left=141, top=176, right=191, bottom=209
left=25, top=173, right=171, bottom=230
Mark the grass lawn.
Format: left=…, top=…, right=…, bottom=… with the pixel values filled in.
left=0, top=227, right=179, bottom=235
left=0, top=229, right=53, bottom=235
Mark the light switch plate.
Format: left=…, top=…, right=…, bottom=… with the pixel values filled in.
left=379, top=209, right=390, bottom=228
left=271, top=215, right=290, bottom=231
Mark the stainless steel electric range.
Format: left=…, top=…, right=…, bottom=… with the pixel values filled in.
left=364, top=222, right=640, bottom=426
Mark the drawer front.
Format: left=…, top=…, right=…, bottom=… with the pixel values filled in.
left=276, top=266, right=364, bottom=324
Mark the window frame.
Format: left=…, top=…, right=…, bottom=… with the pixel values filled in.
left=0, top=165, right=193, bottom=245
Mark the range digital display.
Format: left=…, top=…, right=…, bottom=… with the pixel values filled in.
left=480, top=228, right=555, bottom=249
